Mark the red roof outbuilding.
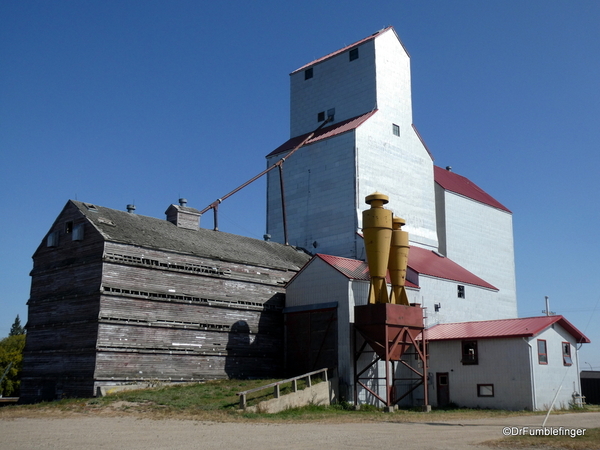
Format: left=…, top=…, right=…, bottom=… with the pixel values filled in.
left=426, top=316, right=590, bottom=344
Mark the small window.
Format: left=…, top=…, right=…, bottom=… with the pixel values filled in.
left=393, top=124, right=400, bottom=136
left=47, top=231, right=59, bottom=248
left=317, top=111, right=325, bottom=122
left=65, top=221, right=73, bottom=234
left=304, top=67, right=313, bottom=80
left=477, top=384, right=494, bottom=397
left=538, top=339, right=548, bottom=364
left=349, top=48, right=359, bottom=61
left=562, top=342, right=573, bottom=366
left=461, top=340, right=478, bottom=365
left=457, top=285, right=465, bottom=298
left=73, top=223, right=84, bottom=241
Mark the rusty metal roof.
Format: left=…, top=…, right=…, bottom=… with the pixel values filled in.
left=408, top=246, right=497, bottom=290
left=426, top=316, right=590, bottom=343
left=267, top=110, right=377, bottom=157
left=434, top=165, right=511, bottom=213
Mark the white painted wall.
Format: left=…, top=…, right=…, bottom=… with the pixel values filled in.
left=290, top=38, right=377, bottom=138
left=528, top=324, right=582, bottom=410
left=415, top=275, right=501, bottom=325
left=436, top=187, right=517, bottom=319
left=428, top=338, right=534, bottom=410
left=266, top=132, right=359, bottom=257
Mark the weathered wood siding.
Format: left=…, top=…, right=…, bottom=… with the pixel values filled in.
left=22, top=201, right=305, bottom=402
left=93, top=242, right=292, bottom=385
left=21, top=203, right=103, bottom=402
left=285, top=308, right=338, bottom=377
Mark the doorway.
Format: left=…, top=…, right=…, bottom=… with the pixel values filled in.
left=436, top=372, right=450, bottom=407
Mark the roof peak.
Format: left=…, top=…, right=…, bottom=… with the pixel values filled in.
left=291, top=26, right=395, bottom=74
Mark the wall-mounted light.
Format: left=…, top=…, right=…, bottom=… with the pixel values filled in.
left=434, top=303, right=441, bottom=312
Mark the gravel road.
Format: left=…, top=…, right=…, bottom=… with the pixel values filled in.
left=1, top=412, right=598, bottom=449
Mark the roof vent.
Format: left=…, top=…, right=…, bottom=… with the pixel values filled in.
left=126, top=204, right=136, bottom=213
left=179, top=198, right=188, bottom=207
left=446, top=166, right=452, bottom=172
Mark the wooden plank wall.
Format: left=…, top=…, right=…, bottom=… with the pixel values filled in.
left=93, top=242, right=294, bottom=386
left=21, top=203, right=104, bottom=402
left=22, top=204, right=303, bottom=401
left=285, top=308, right=338, bottom=377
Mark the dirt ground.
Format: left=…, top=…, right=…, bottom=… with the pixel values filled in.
left=0, top=412, right=598, bottom=450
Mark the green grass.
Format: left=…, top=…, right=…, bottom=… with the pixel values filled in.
left=2, top=378, right=598, bottom=424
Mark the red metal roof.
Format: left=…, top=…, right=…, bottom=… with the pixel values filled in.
left=311, top=248, right=495, bottom=290
left=267, top=110, right=377, bottom=157
left=426, top=316, right=591, bottom=344
left=315, top=254, right=419, bottom=288
left=291, top=27, right=394, bottom=74
left=407, top=245, right=497, bottom=290
left=434, top=165, right=511, bottom=213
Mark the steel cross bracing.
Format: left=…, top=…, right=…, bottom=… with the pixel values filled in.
left=353, top=324, right=429, bottom=408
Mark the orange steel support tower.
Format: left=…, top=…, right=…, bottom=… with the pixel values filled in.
left=354, top=193, right=429, bottom=409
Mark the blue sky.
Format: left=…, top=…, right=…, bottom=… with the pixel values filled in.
left=1, top=1, right=599, bottom=369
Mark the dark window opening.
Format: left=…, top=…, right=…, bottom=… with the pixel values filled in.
left=317, top=111, right=325, bottom=122
left=73, top=223, right=84, bottom=241
left=65, top=221, right=73, bottom=234
left=477, top=384, right=494, bottom=397
left=538, top=339, right=548, bottom=364
left=438, top=374, right=448, bottom=385
left=458, top=285, right=465, bottom=298
left=462, top=340, right=478, bottom=365
left=393, top=124, right=400, bottom=136
left=562, top=342, right=573, bottom=366
left=47, top=231, right=59, bottom=248
left=349, top=48, right=359, bottom=61
left=305, top=68, right=313, bottom=80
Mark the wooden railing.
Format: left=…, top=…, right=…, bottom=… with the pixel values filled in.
left=237, top=368, right=329, bottom=409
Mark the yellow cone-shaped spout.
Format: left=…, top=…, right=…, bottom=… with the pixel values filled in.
left=363, top=192, right=393, bottom=304
left=389, top=216, right=410, bottom=305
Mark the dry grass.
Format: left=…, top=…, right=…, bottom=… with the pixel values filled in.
left=483, top=427, right=600, bottom=449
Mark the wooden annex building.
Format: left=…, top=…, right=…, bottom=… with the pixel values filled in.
left=20, top=200, right=310, bottom=402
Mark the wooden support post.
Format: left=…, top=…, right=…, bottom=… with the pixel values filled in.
left=239, top=393, right=247, bottom=409
left=274, top=384, right=280, bottom=398
left=306, top=375, right=312, bottom=388
left=292, top=379, right=298, bottom=392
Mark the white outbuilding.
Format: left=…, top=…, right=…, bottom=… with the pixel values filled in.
left=426, top=316, right=590, bottom=410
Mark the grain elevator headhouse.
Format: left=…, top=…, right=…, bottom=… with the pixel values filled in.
left=266, top=27, right=439, bottom=260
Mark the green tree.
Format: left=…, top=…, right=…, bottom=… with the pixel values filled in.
left=0, top=334, right=26, bottom=397
left=9, top=315, right=25, bottom=336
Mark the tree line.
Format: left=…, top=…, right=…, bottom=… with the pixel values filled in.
left=0, top=315, right=26, bottom=397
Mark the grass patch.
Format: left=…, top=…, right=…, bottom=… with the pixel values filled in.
left=1, top=379, right=598, bottom=424
left=484, top=427, right=600, bottom=449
